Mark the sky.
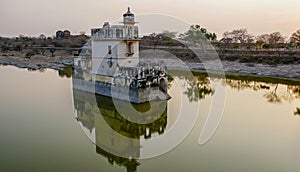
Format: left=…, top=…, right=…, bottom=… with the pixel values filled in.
left=1, top=0, right=300, bottom=39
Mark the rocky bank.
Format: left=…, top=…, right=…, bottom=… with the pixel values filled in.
left=1, top=55, right=300, bottom=80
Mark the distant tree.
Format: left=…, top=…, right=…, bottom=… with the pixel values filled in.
left=211, top=33, right=217, bottom=41
left=181, top=24, right=216, bottom=43
left=148, top=33, right=160, bottom=49
left=39, top=34, right=46, bottom=40
left=156, top=30, right=178, bottom=45
left=290, top=29, right=300, bottom=43
left=158, top=30, right=177, bottom=39
left=269, top=32, right=286, bottom=57
left=219, top=37, right=233, bottom=49
left=256, top=32, right=285, bottom=49
left=182, top=25, right=205, bottom=43
left=222, top=29, right=254, bottom=45
left=268, top=32, right=285, bottom=45
left=256, top=34, right=271, bottom=44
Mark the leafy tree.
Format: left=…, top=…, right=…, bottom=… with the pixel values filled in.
left=148, top=33, right=159, bottom=49
left=156, top=30, right=178, bottom=44
left=158, top=30, right=177, bottom=39
left=181, top=25, right=217, bottom=43
left=39, top=34, right=46, bottom=40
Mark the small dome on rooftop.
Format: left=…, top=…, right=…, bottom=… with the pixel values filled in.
left=123, top=7, right=134, bottom=17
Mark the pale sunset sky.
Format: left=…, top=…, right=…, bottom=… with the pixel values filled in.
left=0, top=0, right=299, bottom=38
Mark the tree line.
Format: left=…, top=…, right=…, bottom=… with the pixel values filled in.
left=143, top=25, right=300, bottom=49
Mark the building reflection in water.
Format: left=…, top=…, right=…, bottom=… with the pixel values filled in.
left=73, top=89, right=168, bottom=172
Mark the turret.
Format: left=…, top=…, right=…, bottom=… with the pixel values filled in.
left=123, top=7, right=135, bottom=24
left=122, top=7, right=137, bottom=39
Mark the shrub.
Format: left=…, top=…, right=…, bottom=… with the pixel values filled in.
left=25, top=51, right=35, bottom=58
left=262, top=43, right=271, bottom=49
left=1, top=45, right=9, bottom=52
left=257, top=57, right=263, bottom=63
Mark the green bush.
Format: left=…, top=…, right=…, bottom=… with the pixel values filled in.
left=262, top=43, right=271, bottom=49
left=257, top=57, right=263, bottom=63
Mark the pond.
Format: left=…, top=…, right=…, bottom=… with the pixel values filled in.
left=0, top=65, right=300, bottom=172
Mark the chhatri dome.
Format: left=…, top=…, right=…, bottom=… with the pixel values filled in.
left=123, top=7, right=135, bottom=23
left=123, top=7, right=134, bottom=17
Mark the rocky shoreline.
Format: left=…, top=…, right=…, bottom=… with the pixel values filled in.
left=187, top=60, right=300, bottom=79
left=148, top=58, right=300, bottom=79
left=0, top=56, right=73, bottom=70
left=1, top=55, right=300, bottom=80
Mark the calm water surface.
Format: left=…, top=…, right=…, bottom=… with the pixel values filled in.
left=0, top=65, right=300, bottom=172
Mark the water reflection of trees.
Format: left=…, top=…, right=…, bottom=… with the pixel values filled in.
left=294, top=107, right=300, bottom=116
left=288, top=86, right=300, bottom=98
left=183, top=75, right=214, bottom=102
left=289, top=86, right=300, bottom=116
left=58, top=65, right=73, bottom=78
left=224, top=77, right=300, bottom=115
left=226, top=79, right=271, bottom=91
left=225, top=79, right=300, bottom=103
left=263, top=84, right=281, bottom=103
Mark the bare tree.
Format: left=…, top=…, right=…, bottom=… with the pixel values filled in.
left=223, top=29, right=254, bottom=44
left=290, top=29, right=300, bottom=43
left=256, top=34, right=271, bottom=44
left=269, top=32, right=286, bottom=57
left=269, top=32, right=285, bottom=45
left=255, top=32, right=285, bottom=50
left=222, top=29, right=254, bottom=49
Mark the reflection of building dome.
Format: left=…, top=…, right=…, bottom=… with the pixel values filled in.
left=123, top=7, right=134, bottom=17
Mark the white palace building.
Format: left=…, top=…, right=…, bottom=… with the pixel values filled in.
left=73, top=8, right=170, bottom=103
left=90, top=7, right=140, bottom=76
